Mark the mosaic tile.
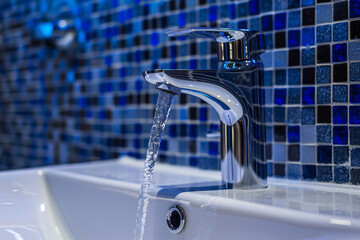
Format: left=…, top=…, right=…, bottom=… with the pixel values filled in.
left=0, top=0, right=358, bottom=185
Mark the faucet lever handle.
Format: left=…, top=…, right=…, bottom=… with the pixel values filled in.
left=166, top=27, right=264, bottom=62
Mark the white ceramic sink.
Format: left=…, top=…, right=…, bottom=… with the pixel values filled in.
left=1, top=157, right=360, bottom=240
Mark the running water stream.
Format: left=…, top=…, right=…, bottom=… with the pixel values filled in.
left=134, top=91, right=175, bottom=240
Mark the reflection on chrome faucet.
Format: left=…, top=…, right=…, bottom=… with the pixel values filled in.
left=143, top=27, right=267, bottom=189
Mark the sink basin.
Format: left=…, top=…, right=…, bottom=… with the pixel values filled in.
left=1, top=157, right=360, bottom=239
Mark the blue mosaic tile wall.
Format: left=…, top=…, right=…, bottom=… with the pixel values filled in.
left=0, top=0, right=360, bottom=184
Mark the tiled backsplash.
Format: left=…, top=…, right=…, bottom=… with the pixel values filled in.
left=0, top=0, right=359, bottom=184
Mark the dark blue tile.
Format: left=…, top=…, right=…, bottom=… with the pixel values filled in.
left=261, top=0, right=273, bottom=12
left=237, top=2, right=248, bottom=17
left=237, top=20, right=248, bottom=29
left=287, top=164, right=301, bottom=180
left=264, top=70, right=273, bottom=86
left=288, top=88, right=300, bottom=104
left=178, top=12, right=186, bottom=27
left=350, top=0, right=360, bottom=18
left=350, top=84, right=360, bottom=103
left=199, top=107, right=207, bottom=121
left=303, top=164, right=316, bottom=180
left=288, top=10, right=300, bottom=28
left=274, top=107, right=285, bottom=122
left=333, top=1, right=349, bottom=21
left=316, top=65, right=331, bottom=83
left=333, top=106, right=347, bottom=124
left=288, top=30, right=300, bottom=47
left=287, top=107, right=300, bottom=123
left=317, top=145, right=332, bottom=164
left=274, top=88, right=286, bottom=105
left=350, top=106, right=360, bottom=124
left=317, top=166, right=332, bottom=182
left=332, top=43, right=347, bottom=62
left=302, top=87, right=315, bottom=105
left=288, top=0, right=300, bottom=9
left=288, top=144, right=300, bottom=161
left=316, top=25, right=331, bottom=43
left=208, top=6, right=218, bottom=22
left=350, top=127, right=360, bottom=145
left=249, top=0, right=260, bottom=15
left=301, top=107, right=315, bottom=125
left=351, top=169, right=360, bottom=185
left=317, top=125, right=331, bottom=143
left=334, top=166, right=349, bottom=183
left=302, top=48, right=315, bottom=65
left=334, top=146, right=349, bottom=164
left=302, top=27, right=315, bottom=46
left=332, top=85, right=348, bottom=102
left=350, top=62, right=360, bottom=82
left=288, top=126, right=300, bottom=142
left=275, top=70, right=286, bottom=85
left=288, top=69, right=301, bottom=85
left=208, top=142, right=219, bottom=155
left=261, top=15, right=273, bottom=31
left=151, top=32, right=159, bottom=46
left=333, top=126, right=348, bottom=145
left=302, top=0, right=314, bottom=6
left=274, top=12, right=286, bottom=30
left=333, top=22, right=348, bottom=41
left=351, top=148, right=360, bottom=166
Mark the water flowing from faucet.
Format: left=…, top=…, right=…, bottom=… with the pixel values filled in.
left=134, top=91, right=175, bottom=240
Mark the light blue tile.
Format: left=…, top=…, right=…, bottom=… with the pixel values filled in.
left=349, top=42, right=360, bottom=61
left=316, top=4, right=332, bottom=24
left=273, top=144, right=286, bottom=162
left=274, top=51, right=287, bottom=67
left=301, top=146, right=315, bottom=163
left=301, top=125, right=316, bottom=143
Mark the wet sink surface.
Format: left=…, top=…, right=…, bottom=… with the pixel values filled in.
left=1, top=157, right=360, bottom=239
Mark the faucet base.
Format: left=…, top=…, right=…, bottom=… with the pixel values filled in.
left=221, top=116, right=267, bottom=189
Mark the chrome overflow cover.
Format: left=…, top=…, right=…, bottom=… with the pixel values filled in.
left=166, top=205, right=185, bottom=234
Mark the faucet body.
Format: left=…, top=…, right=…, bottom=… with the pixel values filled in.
left=143, top=28, right=267, bottom=189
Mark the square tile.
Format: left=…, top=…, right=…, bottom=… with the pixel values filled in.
left=288, top=49, right=300, bottom=66
left=350, top=127, right=360, bottom=145
left=317, top=45, right=330, bottom=63
left=288, top=10, right=301, bottom=28
left=348, top=42, right=360, bottom=61
left=288, top=30, right=300, bottom=47
left=302, top=87, right=315, bottom=105
left=287, top=164, right=301, bottom=179
left=302, top=48, right=315, bottom=65
left=301, top=107, right=315, bottom=125
left=350, top=84, right=360, bottom=103
left=302, top=7, right=315, bottom=26
left=333, top=106, right=347, bottom=124
left=288, top=68, right=301, bottom=85
left=274, top=12, right=286, bottom=30
left=317, top=125, right=331, bottom=143
left=333, top=126, right=348, bottom=145
left=350, top=106, right=360, bottom=124
left=350, top=20, right=360, bottom=39
left=350, top=62, right=360, bottom=82
left=316, top=4, right=332, bottom=23
left=288, top=88, right=301, bottom=104
left=332, top=43, right=347, bottom=62
left=317, top=86, right=331, bottom=104
left=333, top=22, right=348, bottom=41
left=350, top=0, right=360, bottom=18
left=288, top=144, right=300, bottom=161
left=333, top=1, right=348, bottom=21
left=301, top=146, right=315, bottom=163
left=332, top=85, right=348, bottom=102
left=351, top=148, right=360, bottom=166
left=288, top=126, right=300, bottom=142
left=333, top=63, right=348, bottom=82
left=334, top=166, right=349, bottom=183
left=303, top=164, right=316, bottom=180
left=317, top=106, right=331, bottom=123
left=287, top=107, right=301, bottom=123
left=317, top=166, right=333, bottom=182
left=334, top=146, right=349, bottom=164
left=316, top=25, right=331, bottom=43
left=317, top=145, right=332, bottom=164
left=302, top=27, right=315, bottom=46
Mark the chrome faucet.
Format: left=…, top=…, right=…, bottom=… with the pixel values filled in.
left=143, top=28, right=267, bottom=189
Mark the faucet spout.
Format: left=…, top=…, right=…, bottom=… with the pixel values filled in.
left=143, top=69, right=243, bottom=126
